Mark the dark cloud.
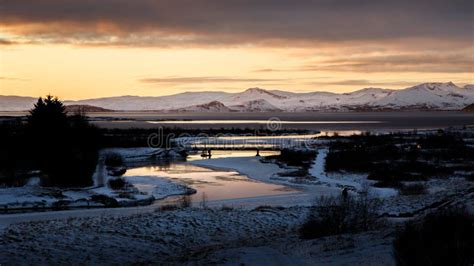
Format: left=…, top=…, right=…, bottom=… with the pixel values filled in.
left=301, top=52, right=474, bottom=73
left=1, top=0, right=472, bottom=46
left=138, top=76, right=423, bottom=89
left=139, top=76, right=286, bottom=84
left=306, top=79, right=421, bottom=87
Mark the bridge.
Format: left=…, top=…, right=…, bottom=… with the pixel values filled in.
left=173, top=135, right=318, bottom=151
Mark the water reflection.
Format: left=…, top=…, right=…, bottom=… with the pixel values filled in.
left=146, top=120, right=382, bottom=124
left=175, top=131, right=363, bottom=150
left=124, top=157, right=297, bottom=203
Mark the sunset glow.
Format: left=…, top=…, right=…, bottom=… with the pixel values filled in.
left=1, top=0, right=473, bottom=99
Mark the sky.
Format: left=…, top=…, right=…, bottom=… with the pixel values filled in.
left=0, top=0, right=473, bottom=100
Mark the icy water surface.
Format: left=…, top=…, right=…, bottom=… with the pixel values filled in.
left=124, top=151, right=297, bottom=203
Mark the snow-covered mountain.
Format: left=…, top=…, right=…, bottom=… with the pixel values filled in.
left=65, top=91, right=231, bottom=111
left=372, top=82, right=474, bottom=110
left=1, top=82, right=473, bottom=112
left=229, top=99, right=282, bottom=112
left=173, top=101, right=233, bottom=112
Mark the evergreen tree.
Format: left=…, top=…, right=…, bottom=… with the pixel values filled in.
left=27, top=95, right=99, bottom=187
left=28, top=95, right=68, bottom=130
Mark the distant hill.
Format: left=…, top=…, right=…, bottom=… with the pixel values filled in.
left=65, top=105, right=112, bottom=113
left=462, top=103, right=474, bottom=112
left=0, top=96, right=37, bottom=111
left=2, top=82, right=474, bottom=112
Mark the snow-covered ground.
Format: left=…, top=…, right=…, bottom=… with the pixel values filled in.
left=1, top=206, right=308, bottom=264
left=0, top=206, right=396, bottom=265
left=0, top=177, right=142, bottom=210
left=194, top=229, right=395, bottom=266
left=123, top=175, right=194, bottom=200
left=1, top=181, right=472, bottom=265
left=1, top=173, right=471, bottom=264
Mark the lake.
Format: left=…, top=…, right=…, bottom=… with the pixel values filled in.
left=90, top=111, right=474, bottom=131
left=2, top=111, right=472, bottom=131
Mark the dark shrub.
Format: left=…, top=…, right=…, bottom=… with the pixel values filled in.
left=0, top=121, right=37, bottom=187
left=108, top=178, right=127, bottom=190
left=465, top=174, right=474, bottom=182
left=0, top=169, right=30, bottom=187
left=299, top=194, right=381, bottom=239
left=373, top=179, right=404, bottom=189
left=265, top=149, right=317, bottom=178
left=90, top=195, right=118, bottom=207
left=180, top=195, right=192, bottom=208
left=104, top=152, right=124, bottom=167
left=108, top=167, right=126, bottom=177
left=368, top=168, right=427, bottom=182
left=325, top=142, right=401, bottom=172
left=221, top=205, right=234, bottom=211
left=325, top=133, right=473, bottom=183
left=393, top=207, right=473, bottom=266
left=158, top=204, right=179, bottom=211
left=399, top=183, right=427, bottom=195
left=271, top=149, right=317, bottom=168
left=418, top=134, right=465, bottom=150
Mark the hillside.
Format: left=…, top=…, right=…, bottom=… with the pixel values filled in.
left=65, top=105, right=113, bottom=113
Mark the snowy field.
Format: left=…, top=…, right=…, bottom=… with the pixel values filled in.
left=0, top=206, right=398, bottom=265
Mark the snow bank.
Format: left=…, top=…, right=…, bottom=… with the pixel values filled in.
left=309, top=149, right=398, bottom=198
left=191, top=156, right=284, bottom=185
left=123, top=175, right=195, bottom=200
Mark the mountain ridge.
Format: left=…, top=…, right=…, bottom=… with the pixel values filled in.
left=1, top=82, right=473, bottom=112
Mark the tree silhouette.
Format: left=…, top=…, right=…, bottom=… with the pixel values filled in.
left=28, top=95, right=67, bottom=128
left=27, top=95, right=99, bottom=187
